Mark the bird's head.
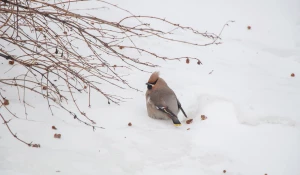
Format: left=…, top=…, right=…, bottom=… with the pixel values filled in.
left=146, top=71, right=160, bottom=90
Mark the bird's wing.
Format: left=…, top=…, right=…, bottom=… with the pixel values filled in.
left=155, top=106, right=181, bottom=125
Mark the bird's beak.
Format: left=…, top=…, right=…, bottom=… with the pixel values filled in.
left=146, top=83, right=151, bottom=86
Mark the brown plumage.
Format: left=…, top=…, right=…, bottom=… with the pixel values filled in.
left=147, top=71, right=160, bottom=84
left=145, top=71, right=187, bottom=126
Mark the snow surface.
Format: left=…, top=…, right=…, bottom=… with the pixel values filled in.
left=1, top=0, right=300, bottom=175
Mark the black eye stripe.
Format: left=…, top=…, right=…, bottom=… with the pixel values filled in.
left=152, top=79, right=158, bottom=85
left=146, top=79, right=158, bottom=86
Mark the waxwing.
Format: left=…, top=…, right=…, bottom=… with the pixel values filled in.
left=145, top=71, right=187, bottom=126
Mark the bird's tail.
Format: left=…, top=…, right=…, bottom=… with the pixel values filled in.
left=170, top=116, right=181, bottom=126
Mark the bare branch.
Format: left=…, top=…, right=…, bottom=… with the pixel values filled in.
left=0, top=0, right=231, bottom=146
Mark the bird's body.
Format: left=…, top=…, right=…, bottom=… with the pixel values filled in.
left=145, top=71, right=187, bottom=126
left=146, top=84, right=179, bottom=120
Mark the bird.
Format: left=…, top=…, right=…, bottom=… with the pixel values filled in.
left=145, top=71, right=187, bottom=126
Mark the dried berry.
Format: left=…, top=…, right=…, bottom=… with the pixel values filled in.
left=3, top=99, right=9, bottom=106
left=197, top=60, right=201, bottom=65
left=31, top=144, right=41, bottom=148
left=119, top=46, right=124, bottom=49
left=223, top=170, right=226, bottom=173
left=291, top=73, right=295, bottom=77
left=128, top=122, right=132, bottom=126
left=247, top=26, right=251, bottom=30
left=42, top=86, right=47, bottom=90
left=63, top=31, right=67, bottom=35
left=54, top=133, right=61, bottom=139
left=8, top=60, right=14, bottom=65
left=186, top=119, right=193, bottom=124
left=186, top=58, right=190, bottom=64
left=201, top=115, right=207, bottom=120
left=36, top=27, right=43, bottom=31
left=52, top=126, right=57, bottom=130
left=187, top=128, right=190, bottom=130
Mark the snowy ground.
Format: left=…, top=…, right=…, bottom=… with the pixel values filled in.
left=1, top=0, right=300, bottom=175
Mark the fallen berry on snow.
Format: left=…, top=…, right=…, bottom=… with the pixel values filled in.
left=54, top=133, right=61, bottom=139
left=186, top=119, right=193, bottom=124
left=201, top=115, right=207, bottom=120
left=128, top=122, right=132, bottom=126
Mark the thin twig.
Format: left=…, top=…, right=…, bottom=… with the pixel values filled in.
left=0, top=113, right=40, bottom=147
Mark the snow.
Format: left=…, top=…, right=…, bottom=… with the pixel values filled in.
left=1, top=0, right=300, bottom=175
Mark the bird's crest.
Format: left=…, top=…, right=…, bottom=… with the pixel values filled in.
left=147, top=71, right=160, bottom=84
